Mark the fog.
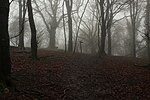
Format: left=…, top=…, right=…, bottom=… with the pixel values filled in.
left=9, top=0, right=148, bottom=58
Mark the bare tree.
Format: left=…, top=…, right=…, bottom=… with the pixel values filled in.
left=96, top=0, right=128, bottom=55
left=73, top=0, right=90, bottom=53
left=107, top=0, right=128, bottom=55
left=96, top=0, right=110, bottom=55
left=76, top=2, right=98, bottom=54
left=128, top=0, right=142, bottom=57
left=33, top=0, right=64, bottom=49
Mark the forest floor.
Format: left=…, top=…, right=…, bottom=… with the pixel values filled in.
left=1, top=47, right=150, bottom=100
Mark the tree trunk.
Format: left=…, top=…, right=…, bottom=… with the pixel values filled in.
left=107, top=26, right=111, bottom=55
left=68, top=12, right=73, bottom=52
left=100, top=27, right=107, bottom=55
left=146, top=0, right=150, bottom=59
left=62, top=1, right=67, bottom=52
left=48, top=27, right=56, bottom=49
left=132, top=21, right=136, bottom=57
left=73, top=0, right=89, bottom=53
left=27, top=0, right=37, bottom=60
left=99, top=0, right=107, bottom=55
left=107, top=11, right=113, bottom=56
left=129, top=0, right=137, bottom=58
left=65, top=0, right=73, bottom=52
left=0, top=0, right=11, bottom=83
left=18, top=0, right=25, bottom=50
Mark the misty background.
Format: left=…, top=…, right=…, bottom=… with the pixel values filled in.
left=8, top=0, right=149, bottom=58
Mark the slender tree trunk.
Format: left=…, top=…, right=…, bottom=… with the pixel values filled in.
left=100, top=27, right=107, bottom=55
left=0, top=0, right=11, bottom=83
left=107, top=11, right=113, bottom=56
left=65, top=0, right=73, bottom=52
left=62, top=1, right=67, bottom=52
left=99, top=0, right=107, bottom=55
left=73, top=0, right=89, bottom=53
left=100, top=3, right=107, bottom=55
left=146, top=0, right=150, bottom=59
left=27, top=0, right=37, bottom=60
left=108, top=26, right=111, bottom=55
left=129, top=0, right=137, bottom=58
left=18, top=0, right=23, bottom=48
left=18, top=0, right=25, bottom=50
left=132, top=21, right=136, bottom=57
left=68, top=12, right=73, bottom=52
left=96, top=2, right=101, bottom=55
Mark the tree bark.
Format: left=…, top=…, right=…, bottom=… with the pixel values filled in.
left=62, top=1, right=67, bottom=52
left=132, top=20, right=136, bottom=57
left=100, top=0, right=107, bottom=55
left=27, top=0, right=37, bottom=60
left=107, top=9, right=113, bottom=56
left=67, top=10, right=73, bottom=52
left=129, top=0, right=137, bottom=58
left=0, top=0, right=11, bottom=83
left=107, top=26, right=111, bottom=55
left=48, top=27, right=56, bottom=49
left=18, top=0, right=25, bottom=50
left=65, top=0, right=73, bottom=52
left=146, top=0, right=150, bottom=59
left=98, top=0, right=107, bottom=55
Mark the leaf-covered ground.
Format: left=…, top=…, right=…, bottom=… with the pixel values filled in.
left=1, top=47, right=150, bottom=100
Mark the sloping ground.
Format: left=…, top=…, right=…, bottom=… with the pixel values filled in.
left=1, top=48, right=150, bottom=100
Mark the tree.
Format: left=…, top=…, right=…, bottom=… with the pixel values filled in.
left=62, top=1, right=67, bottom=52
left=146, top=0, right=150, bottom=59
left=96, top=0, right=128, bottom=55
left=18, top=0, right=26, bottom=50
left=27, top=0, right=38, bottom=60
left=76, top=2, right=98, bottom=54
left=125, top=0, right=144, bottom=58
left=33, top=0, right=63, bottom=49
left=96, top=0, right=110, bottom=55
left=107, top=0, right=128, bottom=55
left=128, top=0, right=141, bottom=57
left=73, top=0, right=90, bottom=53
left=0, top=0, right=11, bottom=84
left=65, top=0, right=73, bottom=52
